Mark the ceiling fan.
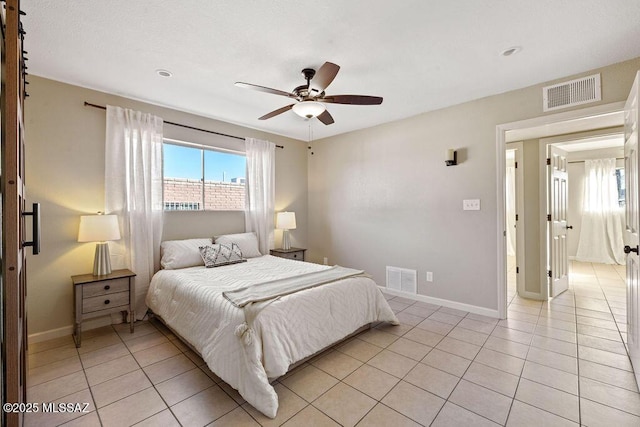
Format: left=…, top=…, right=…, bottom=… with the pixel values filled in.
left=235, top=62, right=383, bottom=125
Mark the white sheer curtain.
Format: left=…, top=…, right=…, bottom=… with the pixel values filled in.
left=506, top=165, right=517, bottom=256
left=105, top=106, right=164, bottom=319
left=244, top=138, right=275, bottom=255
left=575, top=158, right=625, bottom=265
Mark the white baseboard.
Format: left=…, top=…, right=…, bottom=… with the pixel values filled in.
left=28, top=316, right=115, bottom=345
left=28, top=325, right=74, bottom=344
left=518, top=290, right=546, bottom=301
left=379, top=286, right=501, bottom=319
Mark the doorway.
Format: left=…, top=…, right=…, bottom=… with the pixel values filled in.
left=496, top=101, right=626, bottom=318
left=539, top=131, right=625, bottom=299
left=505, top=142, right=525, bottom=302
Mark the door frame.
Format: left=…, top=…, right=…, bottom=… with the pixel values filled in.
left=505, top=142, right=526, bottom=297
left=539, top=128, right=625, bottom=297
left=496, top=101, right=625, bottom=318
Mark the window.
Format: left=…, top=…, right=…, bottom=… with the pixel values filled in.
left=163, top=141, right=246, bottom=211
left=616, top=167, right=626, bottom=207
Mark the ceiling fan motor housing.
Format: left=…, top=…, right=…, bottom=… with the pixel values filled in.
left=302, top=68, right=316, bottom=81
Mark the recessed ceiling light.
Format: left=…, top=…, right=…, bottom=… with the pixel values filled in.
left=156, top=69, right=173, bottom=77
left=501, top=46, right=522, bottom=57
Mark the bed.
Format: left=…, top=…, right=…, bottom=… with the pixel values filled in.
left=145, top=235, right=398, bottom=418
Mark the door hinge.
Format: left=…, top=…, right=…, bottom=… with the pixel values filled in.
left=515, top=214, right=519, bottom=221
left=515, top=161, right=518, bottom=168
left=547, top=214, right=551, bottom=221
left=516, top=267, right=519, bottom=274
left=548, top=270, right=552, bottom=278
left=546, top=158, right=551, bottom=165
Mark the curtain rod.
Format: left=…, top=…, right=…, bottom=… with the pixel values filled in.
left=83, top=102, right=284, bottom=149
left=568, top=157, right=624, bottom=164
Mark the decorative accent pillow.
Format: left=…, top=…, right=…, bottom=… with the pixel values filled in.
left=160, top=238, right=213, bottom=269
left=199, top=243, right=247, bottom=268
left=214, top=232, right=262, bottom=258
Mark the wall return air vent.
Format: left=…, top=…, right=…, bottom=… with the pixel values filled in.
left=386, top=266, right=417, bottom=294
left=542, top=73, right=601, bottom=112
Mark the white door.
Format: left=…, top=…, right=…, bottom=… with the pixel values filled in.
left=548, top=145, right=570, bottom=297
left=624, top=71, right=640, bottom=384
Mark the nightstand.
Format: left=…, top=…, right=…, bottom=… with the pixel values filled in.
left=270, top=247, right=306, bottom=261
left=71, top=269, right=136, bottom=347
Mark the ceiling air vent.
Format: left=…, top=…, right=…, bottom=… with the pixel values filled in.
left=543, top=74, right=601, bottom=112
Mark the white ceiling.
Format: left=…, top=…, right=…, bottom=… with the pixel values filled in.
left=23, top=0, right=640, bottom=141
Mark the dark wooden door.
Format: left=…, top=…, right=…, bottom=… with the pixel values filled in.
left=2, top=1, right=29, bottom=426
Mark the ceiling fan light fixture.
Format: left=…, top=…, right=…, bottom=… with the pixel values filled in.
left=292, top=101, right=326, bottom=119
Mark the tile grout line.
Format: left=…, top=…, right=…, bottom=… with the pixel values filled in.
left=576, top=264, right=640, bottom=420
left=144, top=317, right=251, bottom=425
left=30, top=263, right=639, bottom=426
left=122, top=321, right=186, bottom=427
left=502, top=293, right=542, bottom=426
left=570, top=269, right=582, bottom=427
left=435, top=310, right=506, bottom=426
left=394, top=301, right=509, bottom=426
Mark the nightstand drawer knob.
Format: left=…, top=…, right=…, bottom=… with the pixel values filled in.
left=104, top=299, right=110, bottom=305
left=104, top=285, right=110, bottom=290
left=293, top=254, right=297, bottom=258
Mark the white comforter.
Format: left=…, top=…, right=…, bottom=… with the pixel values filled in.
left=145, top=255, right=398, bottom=418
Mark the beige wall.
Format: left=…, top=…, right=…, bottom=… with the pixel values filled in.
left=308, top=57, right=640, bottom=312
left=521, top=139, right=542, bottom=296
left=25, top=76, right=308, bottom=336
left=25, top=57, right=640, bottom=335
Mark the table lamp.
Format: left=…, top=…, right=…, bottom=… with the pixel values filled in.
left=276, top=211, right=296, bottom=250
left=78, top=213, right=121, bottom=276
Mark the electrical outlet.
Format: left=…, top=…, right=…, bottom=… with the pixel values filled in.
left=323, top=257, right=328, bottom=265
left=426, top=271, right=433, bottom=282
left=463, top=199, right=481, bottom=211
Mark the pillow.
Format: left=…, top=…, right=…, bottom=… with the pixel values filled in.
left=214, top=232, right=262, bottom=258
left=199, top=243, right=247, bottom=268
left=160, top=238, right=213, bottom=269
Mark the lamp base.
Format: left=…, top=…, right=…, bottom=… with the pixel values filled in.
left=282, top=229, right=291, bottom=250
left=93, top=242, right=112, bottom=276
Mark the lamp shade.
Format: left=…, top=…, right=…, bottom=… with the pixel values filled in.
left=78, top=214, right=121, bottom=242
left=292, top=101, right=326, bottom=119
left=276, top=212, right=296, bottom=230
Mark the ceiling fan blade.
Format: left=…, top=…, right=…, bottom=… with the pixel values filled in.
left=308, top=62, right=340, bottom=95
left=258, top=104, right=295, bottom=120
left=321, top=94, right=383, bottom=105
left=317, top=110, right=335, bottom=125
left=235, top=82, right=297, bottom=98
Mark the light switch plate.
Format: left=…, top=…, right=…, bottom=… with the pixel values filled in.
left=463, top=199, right=481, bottom=210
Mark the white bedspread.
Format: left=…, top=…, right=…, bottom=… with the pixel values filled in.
left=145, top=255, right=398, bottom=418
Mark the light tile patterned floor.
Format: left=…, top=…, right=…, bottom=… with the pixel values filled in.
left=26, top=261, right=640, bottom=426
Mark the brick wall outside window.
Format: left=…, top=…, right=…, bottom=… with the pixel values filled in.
left=163, top=177, right=245, bottom=210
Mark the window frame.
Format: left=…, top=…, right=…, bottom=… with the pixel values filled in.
left=615, top=166, right=626, bottom=207
left=162, top=138, right=246, bottom=212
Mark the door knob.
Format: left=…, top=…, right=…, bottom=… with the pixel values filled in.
left=624, top=245, right=639, bottom=254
